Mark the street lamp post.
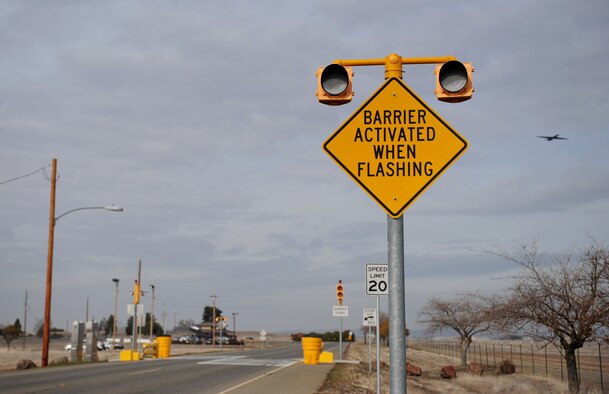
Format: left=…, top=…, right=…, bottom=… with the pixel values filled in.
left=149, top=284, right=155, bottom=341
left=210, top=295, right=217, bottom=347
left=232, top=312, right=238, bottom=340
left=112, top=278, right=119, bottom=349
left=41, top=158, right=124, bottom=367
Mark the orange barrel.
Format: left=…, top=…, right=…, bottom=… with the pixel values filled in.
left=301, top=337, right=323, bottom=365
left=157, top=335, right=172, bottom=358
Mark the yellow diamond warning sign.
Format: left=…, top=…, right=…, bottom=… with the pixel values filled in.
left=323, top=77, right=468, bottom=218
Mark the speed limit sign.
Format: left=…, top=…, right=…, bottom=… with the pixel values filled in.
left=366, top=264, right=388, bottom=295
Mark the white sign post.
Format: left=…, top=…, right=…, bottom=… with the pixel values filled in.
left=365, top=264, right=387, bottom=394
left=363, top=307, right=377, bottom=372
left=332, top=306, right=348, bottom=360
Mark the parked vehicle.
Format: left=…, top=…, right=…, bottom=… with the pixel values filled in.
left=205, top=336, right=230, bottom=345
left=178, top=335, right=202, bottom=344
left=64, top=340, right=107, bottom=351
left=104, top=338, right=124, bottom=349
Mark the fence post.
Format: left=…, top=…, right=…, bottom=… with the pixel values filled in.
left=598, top=341, right=604, bottom=393
left=544, top=344, right=548, bottom=378
left=472, top=341, right=476, bottom=363
left=485, top=343, right=489, bottom=368
left=519, top=343, right=523, bottom=373
left=531, top=342, right=535, bottom=374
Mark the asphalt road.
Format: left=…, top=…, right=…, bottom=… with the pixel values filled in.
left=0, top=343, right=339, bottom=394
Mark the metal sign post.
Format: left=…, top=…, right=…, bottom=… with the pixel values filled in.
left=340, top=316, right=343, bottom=361
left=333, top=305, right=349, bottom=361
left=369, top=324, right=372, bottom=372
left=388, top=215, right=406, bottom=392
left=320, top=53, right=471, bottom=394
left=363, top=307, right=377, bottom=374
left=376, top=295, right=381, bottom=394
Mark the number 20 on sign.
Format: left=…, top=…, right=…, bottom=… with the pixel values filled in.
left=366, top=264, right=389, bottom=295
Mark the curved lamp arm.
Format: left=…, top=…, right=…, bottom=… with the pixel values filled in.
left=55, top=205, right=123, bottom=223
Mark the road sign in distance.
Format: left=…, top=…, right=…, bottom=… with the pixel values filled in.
left=333, top=305, right=349, bottom=317
left=366, top=264, right=389, bottom=295
left=363, top=307, right=377, bottom=326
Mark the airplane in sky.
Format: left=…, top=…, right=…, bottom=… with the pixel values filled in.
left=537, top=134, right=568, bottom=141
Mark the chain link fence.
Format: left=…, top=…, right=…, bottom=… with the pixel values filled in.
left=409, top=338, right=608, bottom=393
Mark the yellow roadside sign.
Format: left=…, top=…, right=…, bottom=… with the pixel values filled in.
left=323, top=77, right=468, bottom=217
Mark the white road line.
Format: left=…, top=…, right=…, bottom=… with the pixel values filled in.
left=197, top=358, right=296, bottom=367
left=125, top=367, right=163, bottom=376
left=215, top=362, right=296, bottom=394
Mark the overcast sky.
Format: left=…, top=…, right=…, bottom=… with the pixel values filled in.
left=1, top=1, right=608, bottom=336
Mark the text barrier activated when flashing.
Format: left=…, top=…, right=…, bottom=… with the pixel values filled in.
left=323, top=78, right=468, bottom=217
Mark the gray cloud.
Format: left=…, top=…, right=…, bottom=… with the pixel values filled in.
left=1, top=0, right=608, bottom=333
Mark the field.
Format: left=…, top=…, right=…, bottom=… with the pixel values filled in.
left=316, top=341, right=589, bottom=394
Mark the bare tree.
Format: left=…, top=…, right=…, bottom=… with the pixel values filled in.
left=491, top=240, right=609, bottom=394
left=418, top=293, right=493, bottom=367
left=1, top=325, right=21, bottom=351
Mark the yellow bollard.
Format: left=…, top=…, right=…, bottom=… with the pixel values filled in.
left=301, top=337, right=323, bottom=365
left=119, top=349, right=133, bottom=361
left=143, top=342, right=157, bottom=358
left=120, top=349, right=141, bottom=361
left=157, top=336, right=172, bottom=358
left=319, top=351, right=334, bottom=363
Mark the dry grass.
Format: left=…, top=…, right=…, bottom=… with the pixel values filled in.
left=316, top=341, right=577, bottom=394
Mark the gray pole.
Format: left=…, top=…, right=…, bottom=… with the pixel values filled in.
left=232, top=312, right=238, bottom=340
left=23, top=290, right=28, bottom=351
left=210, top=295, right=217, bottom=347
left=149, top=285, right=155, bottom=340
left=368, top=324, right=372, bottom=373
left=376, top=295, right=381, bottom=394
left=112, top=279, right=119, bottom=348
left=388, top=215, right=406, bottom=393
left=339, top=317, right=343, bottom=361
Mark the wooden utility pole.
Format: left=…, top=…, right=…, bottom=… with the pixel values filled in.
left=42, top=158, right=57, bottom=367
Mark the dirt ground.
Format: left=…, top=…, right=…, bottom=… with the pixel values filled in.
left=316, top=342, right=575, bottom=394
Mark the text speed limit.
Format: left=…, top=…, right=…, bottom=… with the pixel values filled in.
left=366, top=264, right=388, bottom=295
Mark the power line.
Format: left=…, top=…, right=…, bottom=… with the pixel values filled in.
left=0, top=165, right=49, bottom=186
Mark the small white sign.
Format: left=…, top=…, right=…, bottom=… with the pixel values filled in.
left=127, top=304, right=145, bottom=317
left=366, top=264, right=389, bottom=295
left=363, top=307, right=377, bottom=326
left=333, top=305, right=349, bottom=317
